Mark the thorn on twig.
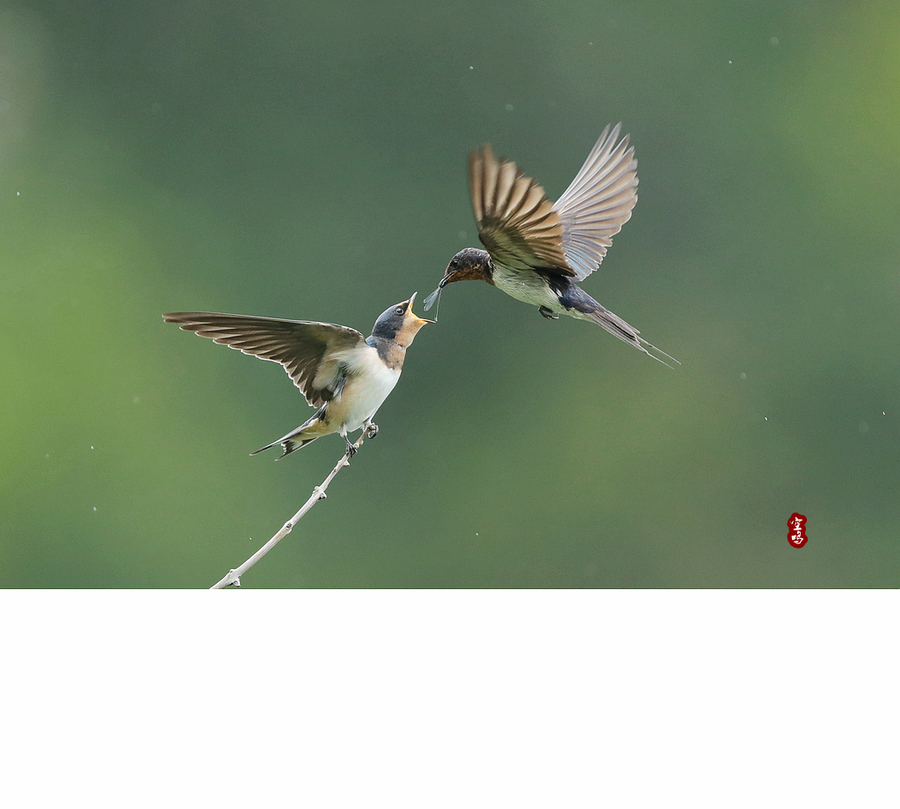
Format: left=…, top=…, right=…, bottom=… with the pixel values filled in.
left=313, top=486, right=327, bottom=501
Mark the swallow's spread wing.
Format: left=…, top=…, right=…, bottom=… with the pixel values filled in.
left=469, top=124, right=638, bottom=281
left=551, top=123, right=638, bottom=282
left=469, top=143, right=571, bottom=274
left=163, top=312, right=365, bottom=407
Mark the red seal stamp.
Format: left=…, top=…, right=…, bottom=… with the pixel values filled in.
left=787, top=513, right=808, bottom=548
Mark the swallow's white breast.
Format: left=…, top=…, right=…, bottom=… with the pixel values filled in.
left=492, top=266, right=565, bottom=313
left=329, top=345, right=402, bottom=431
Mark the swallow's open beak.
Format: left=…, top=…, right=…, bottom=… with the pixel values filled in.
left=407, top=292, right=435, bottom=325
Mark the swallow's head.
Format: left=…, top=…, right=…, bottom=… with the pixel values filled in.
left=372, top=293, right=434, bottom=347
left=422, top=247, right=493, bottom=311
left=442, top=247, right=493, bottom=286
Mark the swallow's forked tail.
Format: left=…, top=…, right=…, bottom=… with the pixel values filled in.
left=250, top=434, right=320, bottom=460
left=584, top=303, right=679, bottom=368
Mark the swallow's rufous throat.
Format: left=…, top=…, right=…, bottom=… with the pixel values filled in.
left=164, top=295, right=433, bottom=459
left=424, top=124, right=676, bottom=365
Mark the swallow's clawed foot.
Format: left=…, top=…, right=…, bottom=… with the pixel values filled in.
left=538, top=306, right=559, bottom=320
left=365, top=422, right=379, bottom=439
left=344, top=436, right=358, bottom=458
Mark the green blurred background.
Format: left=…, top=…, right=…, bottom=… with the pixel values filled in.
left=2, top=0, right=898, bottom=587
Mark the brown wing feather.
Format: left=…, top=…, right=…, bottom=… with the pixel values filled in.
left=163, top=312, right=365, bottom=407
left=469, top=144, right=573, bottom=274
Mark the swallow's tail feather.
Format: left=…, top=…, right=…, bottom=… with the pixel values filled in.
left=564, top=287, right=679, bottom=368
left=250, top=434, right=319, bottom=460
left=585, top=305, right=679, bottom=367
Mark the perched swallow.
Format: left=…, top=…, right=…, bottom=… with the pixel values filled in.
left=424, top=124, right=676, bottom=365
left=164, top=295, right=432, bottom=459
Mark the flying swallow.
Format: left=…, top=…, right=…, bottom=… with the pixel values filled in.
left=164, top=294, right=432, bottom=458
left=424, top=124, right=676, bottom=365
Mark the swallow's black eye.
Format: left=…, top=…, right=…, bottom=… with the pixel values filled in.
left=450, top=258, right=459, bottom=269
left=394, top=306, right=404, bottom=316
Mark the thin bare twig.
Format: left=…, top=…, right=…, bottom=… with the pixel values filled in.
left=209, top=427, right=374, bottom=589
